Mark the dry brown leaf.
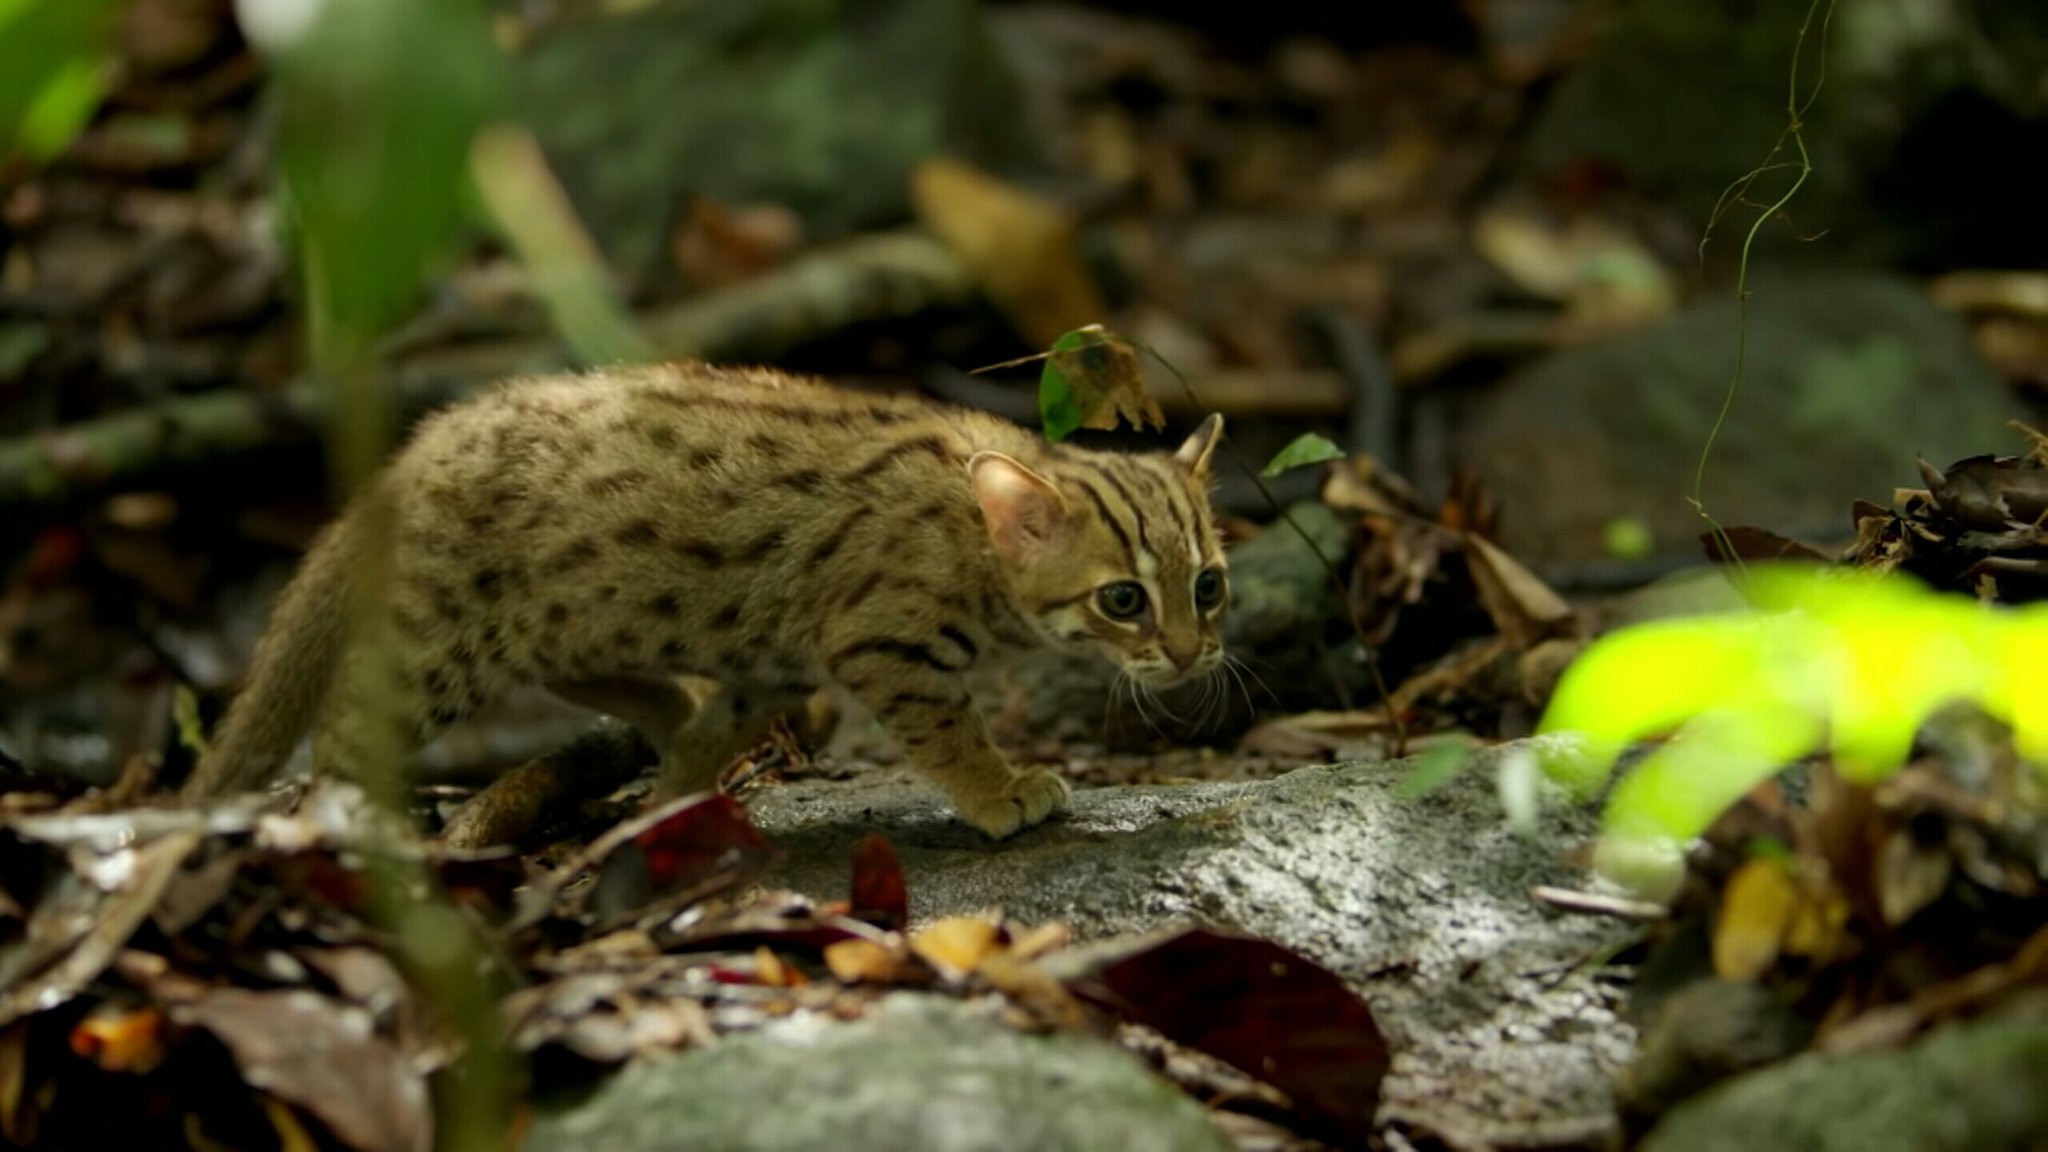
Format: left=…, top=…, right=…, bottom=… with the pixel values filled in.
left=1046, top=325, right=1163, bottom=436
left=1463, top=533, right=1576, bottom=649
left=909, top=916, right=1002, bottom=977
left=173, top=988, right=430, bottom=1152
left=1875, top=829, right=1952, bottom=927
left=910, top=159, right=1106, bottom=349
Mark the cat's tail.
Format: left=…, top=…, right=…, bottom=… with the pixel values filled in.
left=183, top=509, right=362, bottom=799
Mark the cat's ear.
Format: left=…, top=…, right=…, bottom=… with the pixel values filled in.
left=1174, top=414, right=1224, bottom=476
left=969, top=452, right=1068, bottom=561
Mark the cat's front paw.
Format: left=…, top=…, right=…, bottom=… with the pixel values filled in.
left=957, top=768, right=1070, bottom=839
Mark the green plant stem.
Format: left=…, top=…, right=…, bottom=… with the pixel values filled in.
left=1690, top=0, right=1836, bottom=584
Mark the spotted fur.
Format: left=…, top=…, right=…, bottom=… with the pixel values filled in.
left=185, top=362, right=1228, bottom=838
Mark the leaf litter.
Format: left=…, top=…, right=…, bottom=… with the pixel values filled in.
left=0, top=771, right=1389, bottom=1150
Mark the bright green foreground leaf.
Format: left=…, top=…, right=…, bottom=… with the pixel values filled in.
left=1536, top=564, right=2048, bottom=896
left=0, top=0, right=117, bottom=163
left=267, top=0, right=503, bottom=350
left=1260, top=433, right=1344, bottom=478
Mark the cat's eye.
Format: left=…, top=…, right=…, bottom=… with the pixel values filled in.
left=1097, top=581, right=1148, bottom=620
left=1194, top=568, right=1225, bottom=610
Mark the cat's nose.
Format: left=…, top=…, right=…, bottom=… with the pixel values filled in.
left=1164, top=640, right=1199, bottom=671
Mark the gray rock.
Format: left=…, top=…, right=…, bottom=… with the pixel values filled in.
left=1456, top=272, right=2016, bottom=567
left=524, top=995, right=1231, bottom=1152
left=513, top=0, right=1034, bottom=282
left=750, top=739, right=1639, bottom=1145
left=1639, top=1017, right=2048, bottom=1152
left=1524, top=0, right=2048, bottom=267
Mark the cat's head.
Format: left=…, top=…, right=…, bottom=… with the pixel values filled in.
left=971, top=415, right=1228, bottom=689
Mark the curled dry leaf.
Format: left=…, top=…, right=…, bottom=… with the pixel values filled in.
left=1462, top=533, right=1576, bottom=649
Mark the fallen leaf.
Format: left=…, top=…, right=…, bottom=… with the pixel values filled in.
left=1038, top=325, right=1163, bottom=442
left=1714, top=857, right=1796, bottom=981
left=532, top=793, right=775, bottom=929
left=848, top=833, right=908, bottom=932
left=752, top=946, right=805, bottom=988
left=823, top=938, right=912, bottom=985
left=0, top=829, right=202, bottom=1028
left=1702, top=526, right=1833, bottom=566
left=1463, top=532, right=1576, bottom=649
left=1078, top=928, right=1388, bottom=1146
left=911, top=159, right=1105, bottom=349
left=69, top=1004, right=168, bottom=1073
left=909, top=917, right=1002, bottom=978
left=173, top=988, right=430, bottom=1152
left=1875, top=828, right=1952, bottom=927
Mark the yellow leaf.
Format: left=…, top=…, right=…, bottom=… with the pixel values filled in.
left=1714, top=857, right=1795, bottom=981
left=753, top=946, right=804, bottom=988
left=822, top=938, right=906, bottom=984
left=910, top=159, right=1106, bottom=349
left=909, top=916, right=1002, bottom=977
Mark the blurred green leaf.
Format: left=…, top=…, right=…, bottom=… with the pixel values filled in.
left=265, top=0, right=503, bottom=355
left=0, top=0, right=117, bottom=163
left=470, top=123, right=653, bottom=366
left=1260, top=433, right=1344, bottom=478
left=1393, top=742, right=1471, bottom=801
left=1536, top=563, right=2048, bottom=897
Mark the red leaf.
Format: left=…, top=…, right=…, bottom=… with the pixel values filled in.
left=1082, top=928, right=1388, bottom=1145
left=849, top=833, right=909, bottom=931
left=588, top=794, right=775, bottom=924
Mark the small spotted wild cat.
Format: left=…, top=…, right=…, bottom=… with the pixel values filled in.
left=183, top=362, right=1229, bottom=837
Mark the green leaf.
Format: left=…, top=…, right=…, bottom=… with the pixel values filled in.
left=1393, top=742, right=1471, bottom=801
left=1037, top=328, right=1092, bottom=442
left=0, top=0, right=117, bottom=163
left=1259, top=433, right=1344, bottom=478
left=269, top=0, right=504, bottom=356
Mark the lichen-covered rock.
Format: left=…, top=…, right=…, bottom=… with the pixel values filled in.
left=1457, top=272, right=2016, bottom=567
left=1638, top=1017, right=2048, bottom=1152
left=523, top=995, right=1231, bottom=1152
left=513, top=0, right=1034, bottom=282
